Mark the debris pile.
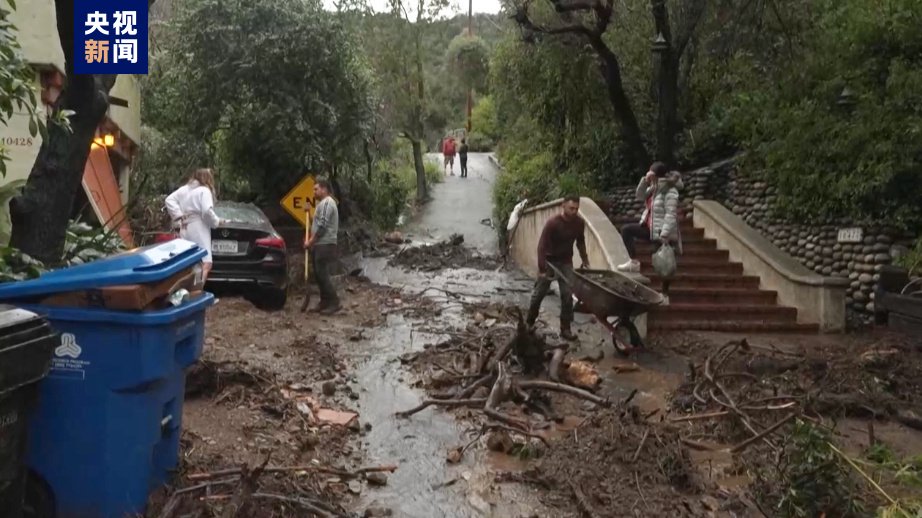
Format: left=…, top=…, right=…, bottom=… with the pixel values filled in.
left=663, top=333, right=922, bottom=514
left=152, top=453, right=396, bottom=517
left=527, top=405, right=713, bottom=517
left=388, top=233, right=501, bottom=271
left=668, top=335, right=922, bottom=442
left=398, top=306, right=610, bottom=461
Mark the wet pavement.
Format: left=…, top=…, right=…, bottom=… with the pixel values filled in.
left=347, top=153, right=686, bottom=517
left=351, top=154, right=548, bottom=517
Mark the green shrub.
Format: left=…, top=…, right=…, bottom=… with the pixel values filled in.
left=760, top=420, right=864, bottom=518
left=712, top=0, right=922, bottom=229
left=359, top=170, right=409, bottom=230
left=466, top=131, right=494, bottom=152
left=0, top=247, right=44, bottom=282
left=63, top=221, right=126, bottom=266
left=895, top=237, right=922, bottom=276
left=470, top=96, right=498, bottom=141
left=424, top=160, right=443, bottom=185
left=492, top=141, right=596, bottom=242
left=0, top=220, right=126, bottom=283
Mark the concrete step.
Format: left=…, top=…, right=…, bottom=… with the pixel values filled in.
left=650, top=303, right=798, bottom=322
left=642, top=261, right=743, bottom=276
left=648, top=274, right=762, bottom=290
left=666, top=288, right=777, bottom=306
left=681, top=227, right=705, bottom=239
left=636, top=239, right=719, bottom=253
left=636, top=249, right=730, bottom=263
left=649, top=321, right=820, bottom=333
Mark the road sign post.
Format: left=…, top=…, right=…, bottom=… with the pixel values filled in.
left=280, top=175, right=317, bottom=228
left=281, top=175, right=317, bottom=312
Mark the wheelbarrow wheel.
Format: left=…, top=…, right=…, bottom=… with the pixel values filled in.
left=611, top=328, right=632, bottom=357
left=624, top=319, right=644, bottom=348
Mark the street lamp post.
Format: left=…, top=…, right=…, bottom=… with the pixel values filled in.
left=466, top=0, right=473, bottom=134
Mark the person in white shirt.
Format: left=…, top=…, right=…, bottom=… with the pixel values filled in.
left=165, top=168, right=225, bottom=281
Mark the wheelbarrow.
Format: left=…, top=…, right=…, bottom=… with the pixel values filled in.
left=547, top=263, right=664, bottom=355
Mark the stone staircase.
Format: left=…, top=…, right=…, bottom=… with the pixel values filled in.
left=620, top=218, right=819, bottom=333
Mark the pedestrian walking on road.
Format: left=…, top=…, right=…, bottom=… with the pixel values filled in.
left=165, top=168, right=226, bottom=282
left=458, top=138, right=469, bottom=178
left=526, top=196, right=590, bottom=341
left=442, top=136, right=456, bottom=176
left=304, top=179, right=341, bottom=315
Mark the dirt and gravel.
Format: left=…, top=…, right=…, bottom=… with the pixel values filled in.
left=396, top=309, right=922, bottom=517
left=147, top=155, right=922, bottom=517
left=147, top=277, right=431, bottom=517
left=388, top=234, right=501, bottom=272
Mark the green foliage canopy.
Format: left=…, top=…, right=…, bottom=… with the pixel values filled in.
left=446, top=33, right=490, bottom=92
left=0, top=0, right=45, bottom=178
left=719, top=0, right=922, bottom=228
left=145, top=0, right=374, bottom=203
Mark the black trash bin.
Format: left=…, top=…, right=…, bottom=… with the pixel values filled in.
left=0, top=306, right=57, bottom=518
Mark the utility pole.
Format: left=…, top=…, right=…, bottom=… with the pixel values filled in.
left=466, top=0, right=473, bottom=134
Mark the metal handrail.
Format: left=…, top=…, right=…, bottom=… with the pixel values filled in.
left=901, top=278, right=922, bottom=296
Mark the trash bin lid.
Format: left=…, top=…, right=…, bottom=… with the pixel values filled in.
left=0, top=239, right=207, bottom=300
left=0, top=304, right=56, bottom=394
left=0, top=304, right=48, bottom=350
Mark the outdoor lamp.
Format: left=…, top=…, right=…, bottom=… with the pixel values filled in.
left=651, top=33, right=669, bottom=53
left=92, top=134, right=116, bottom=147
left=837, top=86, right=857, bottom=109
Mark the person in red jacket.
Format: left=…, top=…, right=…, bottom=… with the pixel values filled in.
left=525, top=196, right=590, bottom=340
left=441, top=136, right=456, bottom=176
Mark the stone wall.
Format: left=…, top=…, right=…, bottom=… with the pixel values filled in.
left=603, top=157, right=917, bottom=325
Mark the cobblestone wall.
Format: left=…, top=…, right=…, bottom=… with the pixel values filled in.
left=603, top=158, right=917, bottom=324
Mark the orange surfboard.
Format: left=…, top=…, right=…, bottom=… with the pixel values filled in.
left=82, top=145, right=134, bottom=247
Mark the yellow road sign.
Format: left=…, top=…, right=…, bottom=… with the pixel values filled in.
left=280, top=174, right=316, bottom=228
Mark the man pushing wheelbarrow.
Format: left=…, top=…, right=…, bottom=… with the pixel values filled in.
left=525, top=196, right=590, bottom=341
left=526, top=195, right=664, bottom=354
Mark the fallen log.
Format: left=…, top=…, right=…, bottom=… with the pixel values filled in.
left=894, top=409, right=922, bottom=431
left=395, top=398, right=488, bottom=418
left=731, top=413, right=798, bottom=453
left=252, top=494, right=343, bottom=518
left=188, top=463, right=398, bottom=482
left=548, top=347, right=568, bottom=382
left=570, top=479, right=600, bottom=518
left=516, top=380, right=611, bottom=407
left=485, top=364, right=529, bottom=430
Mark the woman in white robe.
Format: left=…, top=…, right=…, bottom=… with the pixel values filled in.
left=165, top=168, right=224, bottom=280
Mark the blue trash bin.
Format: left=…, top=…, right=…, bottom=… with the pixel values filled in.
left=0, top=239, right=214, bottom=518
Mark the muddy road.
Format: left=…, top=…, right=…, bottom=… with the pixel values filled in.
left=154, top=152, right=922, bottom=517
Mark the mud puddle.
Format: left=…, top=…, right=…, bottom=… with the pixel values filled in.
left=343, top=259, right=548, bottom=517
left=347, top=257, right=692, bottom=517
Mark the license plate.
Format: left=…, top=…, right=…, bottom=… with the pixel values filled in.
left=212, top=240, right=239, bottom=255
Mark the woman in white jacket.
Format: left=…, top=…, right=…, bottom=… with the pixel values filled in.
left=165, top=168, right=225, bottom=280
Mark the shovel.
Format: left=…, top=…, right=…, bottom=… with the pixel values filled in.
left=300, top=211, right=313, bottom=313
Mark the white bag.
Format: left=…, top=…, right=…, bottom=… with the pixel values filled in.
left=507, top=199, right=528, bottom=231
left=652, top=242, right=676, bottom=278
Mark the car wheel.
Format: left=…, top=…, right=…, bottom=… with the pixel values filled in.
left=255, top=287, right=287, bottom=311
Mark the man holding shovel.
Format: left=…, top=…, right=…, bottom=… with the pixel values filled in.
left=303, top=179, right=341, bottom=315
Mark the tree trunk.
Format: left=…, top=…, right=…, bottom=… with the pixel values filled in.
left=364, top=140, right=373, bottom=181
left=411, top=139, right=427, bottom=203
left=589, top=37, right=652, bottom=169
left=9, top=0, right=118, bottom=264
left=10, top=75, right=114, bottom=264
left=655, top=53, right=679, bottom=166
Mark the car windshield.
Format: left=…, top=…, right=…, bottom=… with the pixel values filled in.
left=215, top=205, right=267, bottom=225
